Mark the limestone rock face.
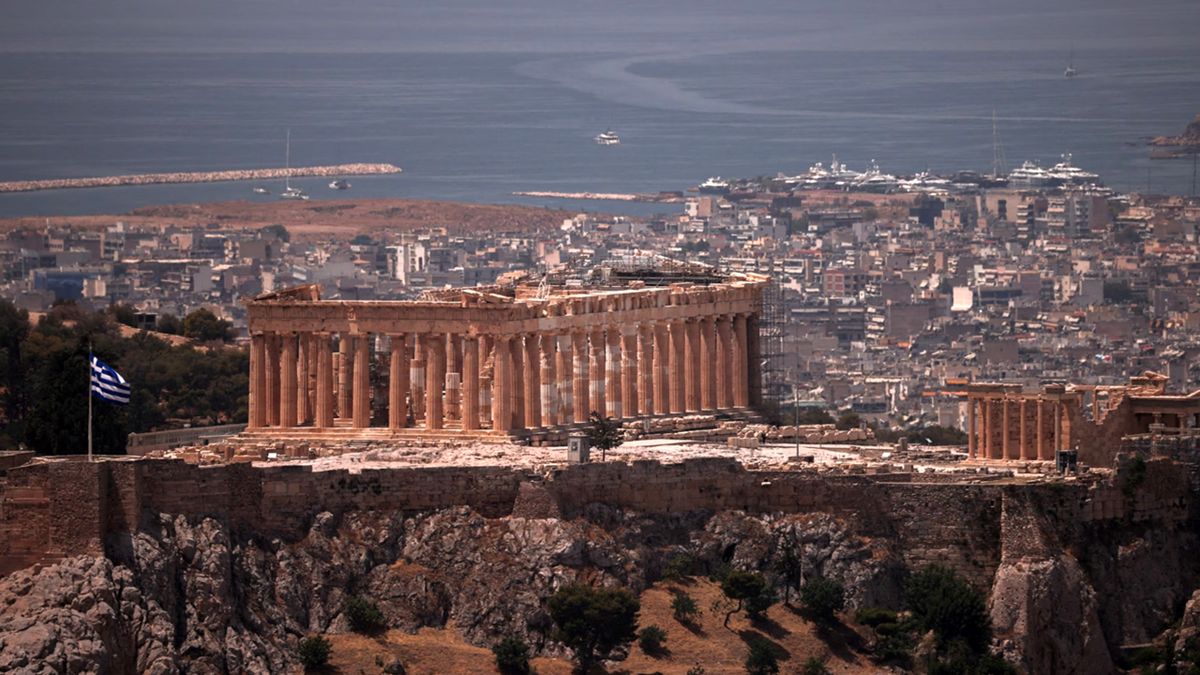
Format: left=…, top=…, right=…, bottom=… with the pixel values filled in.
left=989, top=553, right=1114, bottom=675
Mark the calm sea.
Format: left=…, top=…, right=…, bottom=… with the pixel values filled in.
left=0, top=49, right=1197, bottom=218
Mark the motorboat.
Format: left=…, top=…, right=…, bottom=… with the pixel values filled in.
left=594, top=129, right=620, bottom=145
left=698, top=176, right=731, bottom=194
left=1046, top=153, right=1099, bottom=184
left=252, top=187, right=270, bottom=195
left=329, top=179, right=351, bottom=190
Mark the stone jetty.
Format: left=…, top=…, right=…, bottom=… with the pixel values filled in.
left=0, top=163, right=403, bottom=193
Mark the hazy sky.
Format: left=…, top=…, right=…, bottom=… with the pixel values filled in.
left=4, top=0, right=1198, bottom=53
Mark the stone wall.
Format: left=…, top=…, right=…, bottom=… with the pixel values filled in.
left=0, top=456, right=1193, bottom=586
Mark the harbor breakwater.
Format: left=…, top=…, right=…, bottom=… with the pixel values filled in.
left=0, top=164, right=403, bottom=193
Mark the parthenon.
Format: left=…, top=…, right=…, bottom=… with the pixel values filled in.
left=243, top=273, right=767, bottom=438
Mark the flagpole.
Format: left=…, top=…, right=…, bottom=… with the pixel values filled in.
left=87, top=346, right=93, bottom=462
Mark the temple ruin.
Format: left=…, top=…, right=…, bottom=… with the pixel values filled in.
left=243, top=272, right=767, bottom=440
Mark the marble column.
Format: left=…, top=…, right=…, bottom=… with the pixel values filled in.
left=510, top=335, right=525, bottom=430
left=295, top=333, right=309, bottom=424
left=700, top=316, right=716, bottom=410
left=638, top=324, right=655, bottom=416
left=967, top=398, right=976, bottom=459
left=280, top=333, right=297, bottom=428
left=316, top=334, right=334, bottom=428
left=492, top=336, right=512, bottom=431
left=733, top=314, right=749, bottom=408
left=446, top=334, right=462, bottom=423
left=480, top=336, right=494, bottom=428
left=425, top=334, right=445, bottom=430
left=307, top=333, right=319, bottom=424
left=352, top=334, right=370, bottom=428
left=667, top=321, right=686, bottom=414
left=573, top=332, right=589, bottom=423
left=463, top=336, right=480, bottom=431
left=606, top=327, right=622, bottom=419
left=1019, top=399, right=1030, bottom=460
left=1053, top=400, right=1062, bottom=455
left=716, top=316, right=733, bottom=409
left=410, top=334, right=426, bottom=422
left=589, top=329, right=606, bottom=418
left=1037, top=398, right=1046, bottom=460
left=539, top=333, right=558, bottom=428
left=654, top=322, right=670, bottom=415
left=266, top=333, right=280, bottom=426
left=337, top=335, right=352, bottom=421
left=388, top=334, right=409, bottom=430
left=556, top=334, right=574, bottom=425
left=981, top=398, right=990, bottom=459
left=621, top=326, right=638, bottom=418
left=524, top=333, right=541, bottom=429
left=249, top=333, right=266, bottom=428
left=1002, top=397, right=1011, bottom=460
left=685, top=319, right=701, bottom=412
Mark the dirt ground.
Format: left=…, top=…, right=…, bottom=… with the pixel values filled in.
left=324, top=578, right=883, bottom=674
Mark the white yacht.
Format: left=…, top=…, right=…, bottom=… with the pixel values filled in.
left=1046, top=153, right=1099, bottom=184
left=328, top=179, right=351, bottom=190
left=851, top=160, right=900, bottom=193
left=698, top=176, right=731, bottom=194
left=594, top=129, right=620, bottom=146
left=279, top=186, right=309, bottom=201
left=1008, top=161, right=1054, bottom=187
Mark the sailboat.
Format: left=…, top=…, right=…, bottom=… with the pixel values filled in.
left=1064, top=46, right=1078, bottom=78
left=279, top=129, right=309, bottom=201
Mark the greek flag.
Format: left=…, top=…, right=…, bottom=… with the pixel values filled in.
left=90, top=355, right=130, bottom=404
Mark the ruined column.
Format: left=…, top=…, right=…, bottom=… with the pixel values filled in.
left=700, top=316, right=716, bottom=410
left=280, top=333, right=297, bottom=428
left=606, top=327, right=622, bottom=419
left=524, top=333, right=541, bottom=429
left=540, top=333, right=558, bottom=428
left=667, top=321, right=686, bottom=414
left=747, top=313, right=762, bottom=407
left=337, top=335, right=353, bottom=421
left=463, top=336, right=480, bottom=431
left=388, top=334, right=409, bottom=430
left=307, top=333, right=319, bottom=424
left=316, top=334, right=334, bottom=428
left=425, top=334, right=445, bottom=430
left=980, top=398, right=990, bottom=459
left=685, top=319, right=701, bottom=412
left=1037, top=397, right=1046, bottom=460
left=352, top=334, right=370, bottom=428
left=1002, top=396, right=1011, bottom=460
left=716, top=316, right=733, bottom=409
left=480, top=335, right=494, bottom=428
left=1019, top=399, right=1030, bottom=460
left=446, top=334, right=462, bottom=424
left=410, top=334, right=426, bottom=421
left=296, top=333, right=310, bottom=424
left=492, top=336, right=512, bottom=431
left=733, top=314, right=750, bottom=408
left=966, top=397, right=976, bottom=459
left=621, top=326, right=638, bottom=418
left=1053, top=400, right=1062, bottom=455
left=638, top=323, right=655, bottom=416
left=266, top=333, right=280, bottom=426
left=573, top=332, right=589, bottom=423
left=510, top=335, right=525, bottom=430
left=249, top=333, right=266, bottom=428
left=589, top=329, right=607, bottom=418
left=654, top=322, right=671, bottom=415
left=556, top=334, right=574, bottom=425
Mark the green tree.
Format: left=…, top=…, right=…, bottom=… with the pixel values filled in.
left=548, top=583, right=640, bottom=673
left=585, top=411, right=623, bottom=459
left=297, top=635, right=332, bottom=670
left=802, top=657, right=832, bottom=675
left=262, top=223, right=290, bottom=242
left=638, top=625, right=668, bottom=656
left=343, top=596, right=386, bottom=634
left=772, top=537, right=803, bottom=606
left=671, top=590, right=699, bottom=624
left=720, top=570, right=770, bottom=628
left=745, top=638, right=780, bottom=675
left=156, top=313, right=182, bottom=335
left=835, top=412, right=862, bottom=430
left=182, top=308, right=233, bottom=342
left=0, top=299, right=30, bottom=442
left=904, top=565, right=991, bottom=653
left=491, top=635, right=531, bottom=675
left=24, top=342, right=126, bottom=456
left=107, top=303, right=137, bottom=328
left=800, top=577, right=845, bottom=627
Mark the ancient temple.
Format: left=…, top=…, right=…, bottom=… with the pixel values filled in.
left=243, top=274, right=767, bottom=439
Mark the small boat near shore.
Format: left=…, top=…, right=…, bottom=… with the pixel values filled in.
left=328, top=179, right=351, bottom=190
left=252, top=186, right=270, bottom=195
left=594, top=129, right=620, bottom=146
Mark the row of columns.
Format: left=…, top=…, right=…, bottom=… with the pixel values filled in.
left=247, top=312, right=759, bottom=433
left=965, top=396, right=1068, bottom=461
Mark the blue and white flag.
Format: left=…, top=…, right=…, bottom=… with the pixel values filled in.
left=90, top=355, right=130, bottom=404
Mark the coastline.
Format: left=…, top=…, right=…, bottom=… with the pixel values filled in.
left=0, top=164, right=403, bottom=193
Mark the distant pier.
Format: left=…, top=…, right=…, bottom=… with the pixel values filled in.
left=0, top=164, right=403, bottom=193
left=513, top=190, right=683, bottom=203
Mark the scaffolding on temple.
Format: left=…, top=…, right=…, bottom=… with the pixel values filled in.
left=758, top=257, right=788, bottom=414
